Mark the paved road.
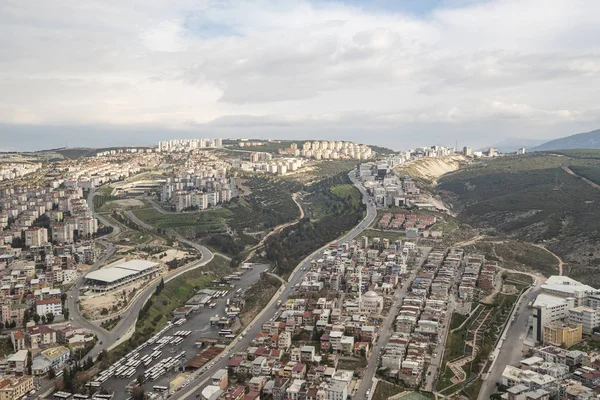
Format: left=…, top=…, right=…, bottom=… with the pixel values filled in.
left=356, top=248, right=432, bottom=400
left=68, top=188, right=214, bottom=360
left=477, top=279, right=543, bottom=400
left=424, top=287, right=457, bottom=391
left=105, top=265, right=268, bottom=400
left=172, top=170, right=378, bottom=399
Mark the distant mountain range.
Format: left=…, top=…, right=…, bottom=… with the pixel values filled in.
left=531, top=129, right=600, bottom=152
left=481, top=137, right=546, bottom=153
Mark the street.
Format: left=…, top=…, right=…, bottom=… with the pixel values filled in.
left=354, top=247, right=432, bottom=400
left=172, top=170, right=378, bottom=399
left=477, top=278, right=543, bottom=400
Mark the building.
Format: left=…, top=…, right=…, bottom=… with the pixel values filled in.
left=360, top=291, right=383, bottom=315
left=41, top=346, right=70, bottom=371
left=27, top=325, right=57, bottom=349
left=0, top=375, right=34, bottom=400
left=532, top=293, right=575, bottom=342
left=6, top=350, right=28, bottom=375
left=542, top=322, right=582, bottom=347
left=568, top=306, right=600, bottom=335
left=83, top=259, right=160, bottom=293
left=325, top=380, right=347, bottom=400
left=25, top=227, right=48, bottom=247
left=36, top=298, right=63, bottom=317
left=541, top=276, right=598, bottom=307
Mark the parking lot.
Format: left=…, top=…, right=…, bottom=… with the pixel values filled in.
left=96, top=264, right=268, bottom=400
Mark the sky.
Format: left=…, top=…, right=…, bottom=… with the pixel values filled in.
left=1, top=0, right=600, bottom=151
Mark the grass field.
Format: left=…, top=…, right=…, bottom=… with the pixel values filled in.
left=133, top=207, right=232, bottom=230
left=461, top=239, right=559, bottom=276
left=373, top=381, right=405, bottom=400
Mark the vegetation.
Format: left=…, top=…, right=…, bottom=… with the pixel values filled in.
left=539, top=148, right=600, bottom=159
left=226, top=176, right=301, bottom=231
left=265, top=172, right=366, bottom=278
left=461, top=239, right=559, bottom=276
left=239, top=274, right=281, bottom=326
left=93, top=194, right=118, bottom=210
left=438, top=153, right=600, bottom=285
left=372, top=380, right=405, bottom=400
left=449, top=312, right=468, bottom=330
left=133, top=207, right=232, bottom=230
left=105, top=257, right=232, bottom=364
left=100, top=317, right=121, bottom=331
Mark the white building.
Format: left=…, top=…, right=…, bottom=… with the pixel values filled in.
left=25, top=227, right=48, bottom=247
left=360, top=291, right=384, bottom=315
left=532, top=293, right=575, bottom=343
left=325, top=380, right=347, bottom=400
left=36, top=298, right=63, bottom=316
left=568, top=306, right=600, bottom=335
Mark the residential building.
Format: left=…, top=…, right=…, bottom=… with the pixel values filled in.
left=35, top=298, right=62, bottom=317
left=568, top=306, right=600, bottom=335
left=542, top=322, right=582, bottom=347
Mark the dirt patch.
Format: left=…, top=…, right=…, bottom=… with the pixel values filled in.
left=80, top=274, right=160, bottom=320
left=113, top=199, right=145, bottom=207
left=152, top=249, right=190, bottom=263
left=396, top=155, right=467, bottom=183
left=501, top=284, right=518, bottom=295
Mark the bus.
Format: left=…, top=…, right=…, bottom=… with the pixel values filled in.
left=153, top=386, right=168, bottom=393
left=225, top=334, right=236, bottom=340
left=218, top=329, right=233, bottom=336
left=208, top=303, right=217, bottom=308
left=73, top=395, right=89, bottom=400
left=94, top=395, right=114, bottom=400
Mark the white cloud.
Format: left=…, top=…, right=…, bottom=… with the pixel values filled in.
left=0, top=0, right=600, bottom=149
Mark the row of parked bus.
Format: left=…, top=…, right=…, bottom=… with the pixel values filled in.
left=91, top=321, right=177, bottom=385
left=143, top=350, right=187, bottom=382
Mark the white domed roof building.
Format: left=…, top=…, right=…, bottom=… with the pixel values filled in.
left=360, top=290, right=383, bottom=315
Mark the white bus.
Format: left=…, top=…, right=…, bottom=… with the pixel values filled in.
left=153, top=386, right=168, bottom=393
left=218, top=329, right=233, bottom=336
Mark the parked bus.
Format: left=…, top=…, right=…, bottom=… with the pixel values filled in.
left=153, top=386, right=168, bottom=393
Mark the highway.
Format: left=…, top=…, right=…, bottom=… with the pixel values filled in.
left=172, top=170, right=378, bottom=399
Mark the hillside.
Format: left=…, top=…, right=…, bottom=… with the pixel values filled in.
left=531, top=128, right=600, bottom=151
left=484, top=137, right=545, bottom=153
left=395, top=155, right=467, bottom=184
left=437, top=153, right=600, bottom=286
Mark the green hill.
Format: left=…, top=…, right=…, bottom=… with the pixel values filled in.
left=437, top=153, right=600, bottom=286
left=532, top=128, right=600, bottom=151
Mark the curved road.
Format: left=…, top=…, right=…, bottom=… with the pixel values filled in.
left=67, top=188, right=213, bottom=360
left=172, top=169, right=378, bottom=399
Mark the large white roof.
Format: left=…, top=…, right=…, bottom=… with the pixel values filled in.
left=85, top=260, right=158, bottom=284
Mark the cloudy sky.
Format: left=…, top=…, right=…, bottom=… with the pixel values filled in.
left=1, top=0, right=600, bottom=151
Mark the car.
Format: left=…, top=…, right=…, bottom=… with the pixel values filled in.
left=366, top=389, right=371, bottom=396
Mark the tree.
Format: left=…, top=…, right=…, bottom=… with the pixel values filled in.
left=132, top=387, right=145, bottom=400
left=48, top=368, right=56, bottom=379
left=137, top=374, right=145, bottom=385
left=23, top=310, right=30, bottom=327
left=0, top=321, right=4, bottom=330
left=63, top=308, right=70, bottom=321
left=27, top=350, right=32, bottom=375
left=41, top=315, right=47, bottom=325
left=33, top=313, right=40, bottom=324
left=46, top=313, right=55, bottom=324
left=9, top=320, right=16, bottom=329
